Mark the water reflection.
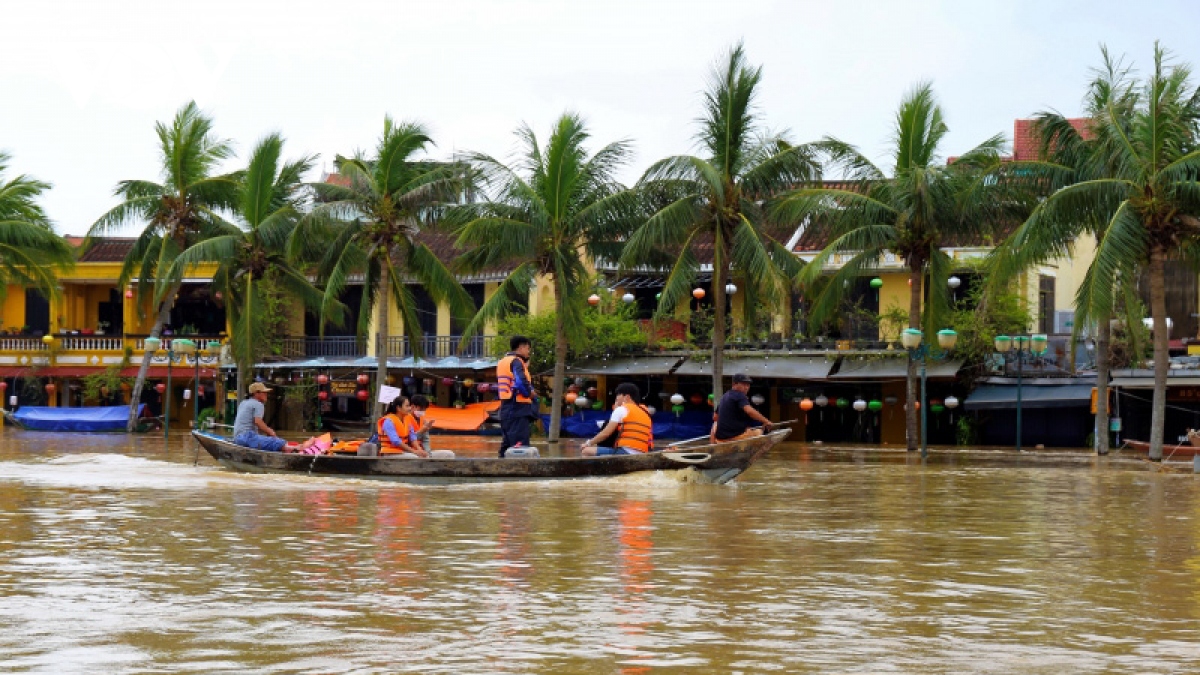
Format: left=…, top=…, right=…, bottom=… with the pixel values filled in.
left=0, top=429, right=1197, bottom=673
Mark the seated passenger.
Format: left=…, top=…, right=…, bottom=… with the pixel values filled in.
left=232, top=382, right=288, bottom=452
left=407, top=394, right=436, bottom=454
left=580, top=383, right=654, bottom=456
left=378, top=398, right=427, bottom=457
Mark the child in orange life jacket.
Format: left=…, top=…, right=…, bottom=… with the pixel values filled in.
left=580, top=382, right=654, bottom=456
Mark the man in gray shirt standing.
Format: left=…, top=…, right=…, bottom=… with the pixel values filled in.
left=233, top=382, right=287, bottom=451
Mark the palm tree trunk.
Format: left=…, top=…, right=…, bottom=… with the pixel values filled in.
left=1148, top=248, right=1169, bottom=461
left=372, top=271, right=389, bottom=430
left=905, top=267, right=922, bottom=452
left=126, top=281, right=183, bottom=432
left=711, top=254, right=728, bottom=402
left=235, top=276, right=253, bottom=406
left=1094, top=309, right=1111, bottom=456
left=548, top=292, right=568, bottom=443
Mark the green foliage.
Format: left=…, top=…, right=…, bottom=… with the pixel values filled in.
left=950, top=282, right=1031, bottom=386
left=877, top=303, right=909, bottom=342
left=196, top=407, right=217, bottom=430
left=492, top=309, right=648, bottom=377
left=956, top=415, right=978, bottom=446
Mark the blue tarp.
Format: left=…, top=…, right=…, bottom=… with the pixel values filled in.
left=542, top=409, right=713, bottom=440
left=11, top=405, right=142, bottom=432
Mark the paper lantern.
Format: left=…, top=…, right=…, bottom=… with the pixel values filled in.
left=994, top=335, right=1012, bottom=352
left=42, top=334, right=55, bottom=345
left=44, top=382, right=56, bottom=395
left=197, top=386, right=205, bottom=397
left=622, top=293, right=635, bottom=304
left=692, top=288, right=706, bottom=299
left=884, top=395, right=898, bottom=406
left=318, top=390, right=329, bottom=401
left=565, top=392, right=578, bottom=404
left=588, top=294, right=600, bottom=306
left=592, top=401, right=603, bottom=410
left=124, top=289, right=134, bottom=299
left=586, top=386, right=597, bottom=397
left=799, top=398, right=814, bottom=411
left=836, top=397, right=849, bottom=409
left=725, top=283, right=737, bottom=295
left=478, top=382, right=490, bottom=393
left=402, top=376, right=415, bottom=386
left=357, top=373, right=370, bottom=385
left=155, top=383, right=166, bottom=394
left=870, top=277, right=883, bottom=289
left=930, top=403, right=946, bottom=414
left=945, top=396, right=960, bottom=409
left=690, top=393, right=704, bottom=406
left=423, top=378, right=435, bottom=387
left=670, top=393, right=685, bottom=405
left=645, top=405, right=656, bottom=415
left=948, top=276, right=962, bottom=289
left=815, top=395, right=829, bottom=408
left=316, top=374, right=329, bottom=385
left=574, top=396, right=590, bottom=408
left=750, top=394, right=765, bottom=406
left=356, top=389, right=370, bottom=401
left=853, top=398, right=867, bottom=412
left=442, top=377, right=455, bottom=386
left=907, top=278, right=913, bottom=287
left=385, top=375, right=397, bottom=386
left=174, top=339, right=197, bottom=354
left=463, top=378, right=475, bottom=388
left=901, top=329, right=923, bottom=349
left=206, top=340, right=221, bottom=352
left=574, top=377, right=585, bottom=387
left=0, top=382, right=6, bottom=391
left=182, top=389, right=192, bottom=401
left=672, top=404, right=685, bottom=413
left=868, top=399, right=883, bottom=412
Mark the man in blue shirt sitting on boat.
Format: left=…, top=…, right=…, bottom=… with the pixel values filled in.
left=233, top=382, right=287, bottom=452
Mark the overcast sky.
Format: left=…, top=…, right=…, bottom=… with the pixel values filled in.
left=4, top=0, right=1200, bottom=236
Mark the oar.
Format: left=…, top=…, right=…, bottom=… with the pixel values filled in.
left=665, top=434, right=711, bottom=448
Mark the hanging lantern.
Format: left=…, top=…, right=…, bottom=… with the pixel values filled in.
left=815, top=395, right=829, bottom=408
left=692, top=288, right=706, bottom=299
left=672, top=404, right=685, bottom=414
left=853, top=398, right=867, bottom=412
left=799, top=398, right=814, bottom=411
left=182, top=389, right=192, bottom=401
left=1031, top=334, right=1049, bottom=355
left=645, top=405, right=656, bottom=415
left=214, top=291, right=223, bottom=300
left=206, top=340, right=221, bottom=352
left=689, top=392, right=704, bottom=406
left=836, top=398, right=849, bottom=409
left=574, top=377, right=585, bottom=387
left=0, top=382, right=6, bottom=392
left=945, top=396, right=960, bottom=409
left=356, top=389, right=370, bottom=402
left=750, top=394, right=765, bottom=406
left=565, top=392, right=578, bottom=405
left=197, top=386, right=205, bottom=397
left=174, top=339, right=197, bottom=354
left=317, top=390, right=329, bottom=401
left=357, top=373, right=370, bottom=385
left=948, top=276, right=962, bottom=289
left=463, top=378, right=475, bottom=388
left=592, top=400, right=603, bottom=410
left=621, top=293, right=635, bottom=304
left=930, top=402, right=946, bottom=414
left=907, top=278, right=913, bottom=287
left=586, top=386, right=597, bottom=397
left=402, top=376, right=415, bottom=386
left=479, top=382, right=491, bottom=393
left=725, top=283, right=738, bottom=295
left=44, top=382, right=57, bottom=395
left=884, top=395, right=898, bottom=407
left=316, top=374, right=329, bottom=385
left=154, top=383, right=166, bottom=394
left=868, top=399, right=883, bottom=412
left=937, top=329, right=958, bottom=350
left=870, top=277, right=883, bottom=289
left=670, top=393, right=685, bottom=405
left=423, top=378, right=435, bottom=387
left=442, top=377, right=455, bottom=386
left=385, top=375, right=397, bottom=386
left=574, top=396, right=590, bottom=408
left=588, top=294, right=601, bottom=306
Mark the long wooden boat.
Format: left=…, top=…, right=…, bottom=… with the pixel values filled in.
left=192, top=428, right=788, bottom=485
left=1121, top=439, right=1200, bottom=458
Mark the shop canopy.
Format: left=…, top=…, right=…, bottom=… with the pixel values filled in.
left=963, top=384, right=1095, bottom=410
left=565, top=356, right=683, bottom=376
left=830, top=357, right=963, bottom=381
left=673, top=356, right=833, bottom=380
left=1109, top=369, right=1200, bottom=388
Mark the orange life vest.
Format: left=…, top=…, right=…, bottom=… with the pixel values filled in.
left=616, top=402, right=653, bottom=453
left=496, top=354, right=532, bottom=403
left=377, top=413, right=410, bottom=454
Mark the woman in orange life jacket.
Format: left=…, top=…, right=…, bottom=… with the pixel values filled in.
left=581, top=382, right=654, bottom=456
left=377, top=397, right=427, bottom=457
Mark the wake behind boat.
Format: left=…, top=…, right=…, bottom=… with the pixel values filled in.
left=191, top=428, right=788, bottom=485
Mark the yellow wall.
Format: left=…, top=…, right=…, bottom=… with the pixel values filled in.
left=878, top=273, right=912, bottom=340
left=2, top=285, right=24, bottom=331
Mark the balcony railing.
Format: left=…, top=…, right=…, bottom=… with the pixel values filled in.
left=381, top=335, right=493, bottom=359
left=277, top=336, right=366, bottom=359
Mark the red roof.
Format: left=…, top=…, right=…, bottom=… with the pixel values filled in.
left=1012, top=118, right=1092, bottom=162
left=79, top=238, right=136, bottom=263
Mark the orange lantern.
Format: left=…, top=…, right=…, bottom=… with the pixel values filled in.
left=692, top=288, right=706, bottom=299
left=565, top=392, right=578, bottom=405
left=44, top=382, right=56, bottom=395
left=799, top=398, right=814, bottom=411
left=587, top=294, right=600, bottom=306
left=124, top=289, right=134, bottom=299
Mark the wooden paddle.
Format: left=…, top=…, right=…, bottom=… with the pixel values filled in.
left=665, top=419, right=798, bottom=448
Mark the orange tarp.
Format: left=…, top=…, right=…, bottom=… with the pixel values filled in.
left=424, top=401, right=499, bottom=431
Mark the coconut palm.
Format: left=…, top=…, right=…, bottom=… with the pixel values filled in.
left=167, top=133, right=328, bottom=398
left=87, top=101, right=239, bottom=431
left=992, top=44, right=1200, bottom=460
left=0, top=152, right=75, bottom=306
left=773, top=83, right=1019, bottom=452
left=620, top=43, right=821, bottom=400
left=452, top=113, right=635, bottom=443
left=292, top=118, right=473, bottom=426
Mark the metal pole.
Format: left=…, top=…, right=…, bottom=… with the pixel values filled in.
left=194, top=355, right=200, bottom=429
left=920, top=358, right=928, bottom=459
left=164, top=350, right=172, bottom=440
left=1015, top=345, right=1023, bottom=453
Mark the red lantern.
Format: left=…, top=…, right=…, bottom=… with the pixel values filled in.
left=907, top=278, right=913, bottom=287
left=317, top=390, right=329, bottom=401
left=45, top=382, right=56, bottom=395
left=357, top=373, right=370, bottom=385
left=124, top=289, right=134, bottom=299
left=442, top=377, right=455, bottom=386
left=356, top=389, right=370, bottom=401
left=586, top=386, right=597, bottom=397
left=316, top=374, right=329, bottom=385
left=689, top=392, right=704, bottom=406
left=214, top=291, right=223, bottom=300
left=154, top=383, right=166, bottom=394
left=587, top=294, right=600, bottom=306
left=0, top=381, right=6, bottom=392
left=565, top=392, right=578, bottom=405
left=692, top=288, right=706, bottom=299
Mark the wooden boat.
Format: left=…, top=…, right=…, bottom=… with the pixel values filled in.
left=4, top=404, right=150, bottom=432
left=191, top=428, right=788, bottom=485
left=1121, top=439, right=1200, bottom=458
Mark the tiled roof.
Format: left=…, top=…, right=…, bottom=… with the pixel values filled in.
left=1012, top=117, right=1092, bottom=162
left=78, top=238, right=136, bottom=262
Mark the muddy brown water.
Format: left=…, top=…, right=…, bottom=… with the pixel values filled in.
left=0, top=430, right=1197, bottom=673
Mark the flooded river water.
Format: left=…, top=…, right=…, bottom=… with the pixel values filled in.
left=0, top=430, right=1198, bottom=674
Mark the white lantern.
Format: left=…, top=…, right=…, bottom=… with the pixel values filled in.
left=853, top=398, right=867, bottom=412
left=9, top=396, right=17, bottom=407
left=815, top=395, right=829, bottom=407
left=901, top=329, right=923, bottom=349
left=574, top=396, right=589, bottom=408
left=945, top=396, right=960, bottom=409
left=937, top=329, right=958, bottom=350
left=182, top=389, right=192, bottom=401
left=645, top=406, right=656, bottom=415
left=725, top=283, right=738, bottom=295
left=670, top=393, right=685, bottom=405
left=622, top=293, right=635, bottom=304
left=750, top=394, right=765, bottom=405
left=948, top=276, right=962, bottom=289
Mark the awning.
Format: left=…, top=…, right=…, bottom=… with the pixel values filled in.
left=673, top=356, right=833, bottom=380
left=830, top=357, right=963, bottom=380
left=566, top=356, right=683, bottom=376
left=963, top=384, right=1095, bottom=410
left=0, top=366, right=213, bottom=379
left=1110, top=369, right=1200, bottom=388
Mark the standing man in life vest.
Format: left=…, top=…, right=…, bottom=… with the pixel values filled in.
left=497, top=335, right=538, bottom=457
left=581, top=382, right=654, bottom=456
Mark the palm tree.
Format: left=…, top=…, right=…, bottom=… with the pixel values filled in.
left=621, top=43, right=821, bottom=400
left=87, top=101, right=238, bottom=431
left=293, top=118, right=473, bottom=426
left=452, top=113, right=635, bottom=443
left=773, top=83, right=1018, bottom=452
left=0, top=152, right=75, bottom=307
left=992, top=44, right=1200, bottom=460
left=167, top=133, right=328, bottom=398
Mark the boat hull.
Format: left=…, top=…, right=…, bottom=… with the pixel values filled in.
left=192, top=429, right=787, bottom=485
left=1122, top=439, right=1200, bottom=458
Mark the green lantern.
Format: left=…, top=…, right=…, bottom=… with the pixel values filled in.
left=869, top=277, right=883, bottom=289
left=672, top=404, right=685, bottom=413
left=591, top=400, right=603, bottom=410
left=930, top=403, right=946, bottom=414
left=836, top=397, right=849, bottom=409
left=868, top=399, right=883, bottom=412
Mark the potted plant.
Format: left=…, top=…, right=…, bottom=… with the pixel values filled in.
left=453, top=400, right=465, bottom=409
left=96, top=321, right=110, bottom=336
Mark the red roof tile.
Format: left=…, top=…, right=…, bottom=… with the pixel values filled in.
left=79, top=238, right=136, bottom=263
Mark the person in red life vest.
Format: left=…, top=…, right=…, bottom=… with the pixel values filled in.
left=496, top=335, right=538, bottom=457
left=581, top=382, right=655, bottom=456
left=377, top=397, right=427, bottom=457
left=711, top=373, right=773, bottom=443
